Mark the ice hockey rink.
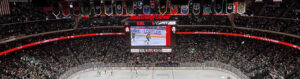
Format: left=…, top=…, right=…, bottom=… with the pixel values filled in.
left=131, top=36, right=166, bottom=46
left=68, top=67, right=239, bottom=79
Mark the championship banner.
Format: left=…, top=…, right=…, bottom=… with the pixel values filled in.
left=105, top=5, right=113, bottom=16
left=115, top=1, right=123, bottom=15
left=181, top=5, right=189, bottom=14
left=104, top=1, right=113, bottom=16
left=143, top=0, right=151, bottom=14
left=158, top=0, right=167, bottom=15
left=143, top=5, right=151, bottom=14
left=126, top=1, right=134, bottom=14
left=81, top=0, right=91, bottom=16
left=237, top=1, right=246, bottom=14
left=226, top=0, right=234, bottom=14
left=61, top=1, right=70, bottom=16
left=94, top=5, right=101, bottom=15
left=192, top=3, right=201, bottom=15
left=170, top=5, right=179, bottom=14
left=0, top=0, right=10, bottom=16
left=203, top=6, right=212, bottom=14
left=73, top=2, right=81, bottom=16
left=169, top=0, right=178, bottom=14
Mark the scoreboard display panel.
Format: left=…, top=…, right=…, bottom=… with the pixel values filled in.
left=130, top=26, right=171, bottom=46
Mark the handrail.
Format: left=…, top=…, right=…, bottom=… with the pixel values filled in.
left=176, top=32, right=299, bottom=50
left=0, top=26, right=124, bottom=44
left=238, top=16, right=299, bottom=21
left=1, top=31, right=299, bottom=57
left=0, top=18, right=71, bottom=25
left=1, top=25, right=299, bottom=44
left=178, top=25, right=300, bottom=39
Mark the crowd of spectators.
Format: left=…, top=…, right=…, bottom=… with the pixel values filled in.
left=78, top=17, right=126, bottom=28
left=245, top=0, right=299, bottom=19
left=0, top=28, right=124, bottom=52
left=0, top=28, right=127, bottom=78
left=176, top=27, right=300, bottom=45
left=175, top=15, right=232, bottom=26
left=175, top=27, right=300, bottom=79
left=175, top=15, right=299, bottom=36
left=234, top=16, right=300, bottom=36
left=0, top=19, right=74, bottom=39
left=0, top=27, right=299, bottom=79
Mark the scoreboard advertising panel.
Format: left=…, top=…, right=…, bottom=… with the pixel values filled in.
left=130, top=26, right=171, bottom=46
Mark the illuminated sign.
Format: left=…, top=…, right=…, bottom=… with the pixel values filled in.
left=126, top=21, right=176, bottom=26
left=130, top=15, right=171, bottom=20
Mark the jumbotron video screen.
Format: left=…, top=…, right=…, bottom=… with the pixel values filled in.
left=130, top=26, right=171, bottom=46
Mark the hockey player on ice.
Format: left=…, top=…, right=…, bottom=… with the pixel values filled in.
left=110, top=70, right=113, bottom=76
left=131, top=29, right=136, bottom=41
left=97, top=71, right=101, bottom=77
left=144, top=32, right=151, bottom=45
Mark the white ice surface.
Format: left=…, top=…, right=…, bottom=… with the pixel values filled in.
left=131, top=36, right=166, bottom=46
left=70, top=67, right=238, bottom=79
